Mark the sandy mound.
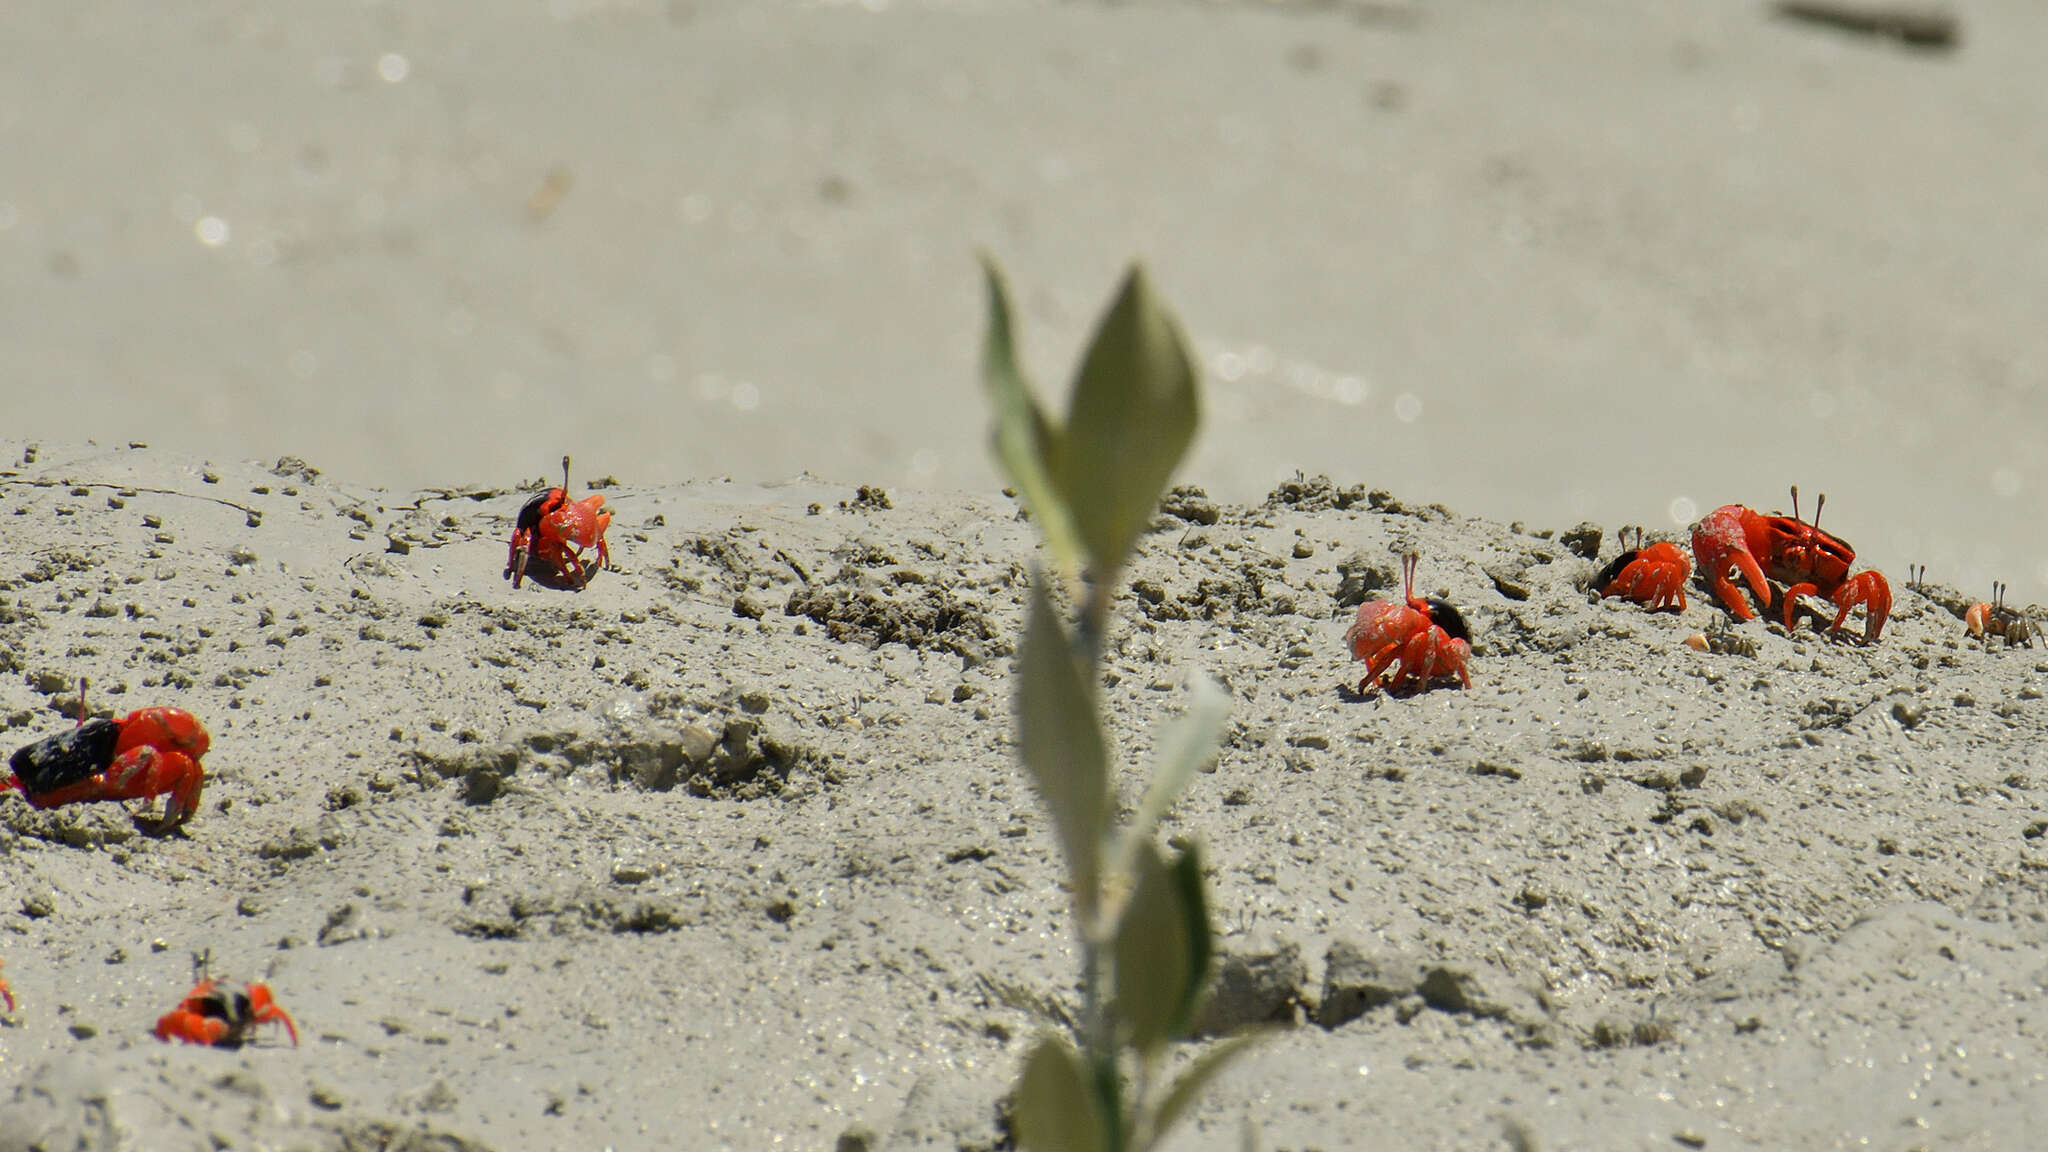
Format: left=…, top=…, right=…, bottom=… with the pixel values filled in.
left=2, top=441, right=2044, bottom=1150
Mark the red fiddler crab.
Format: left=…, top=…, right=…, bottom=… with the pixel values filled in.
left=154, top=976, right=299, bottom=1048
left=4, top=678, right=208, bottom=834
left=1596, top=526, right=1691, bottom=612
left=1691, top=486, right=1891, bottom=643
left=1345, top=551, right=1472, bottom=694
left=505, top=454, right=613, bottom=591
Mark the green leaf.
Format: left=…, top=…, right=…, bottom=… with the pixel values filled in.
left=1015, top=1035, right=1110, bottom=1152
left=1055, top=265, right=1200, bottom=582
left=1113, top=841, right=1206, bottom=1055
left=1018, top=573, right=1109, bottom=926
left=1165, top=842, right=1213, bottom=1035
left=1142, top=1030, right=1268, bottom=1152
left=980, top=255, right=1084, bottom=576
left=1114, top=675, right=1227, bottom=883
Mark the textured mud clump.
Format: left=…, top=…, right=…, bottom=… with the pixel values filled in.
left=1191, top=936, right=1309, bottom=1035
left=1159, top=483, right=1221, bottom=525
left=783, top=579, right=1005, bottom=660
left=455, top=882, right=691, bottom=939
left=414, top=709, right=820, bottom=801
left=0, top=802, right=141, bottom=847
left=1557, top=521, right=1603, bottom=561
left=1264, top=473, right=1454, bottom=520
left=16, top=548, right=98, bottom=584
left=679, top=533, right=767, bottom=591
left=1334, top=551, right=1399, bottom=609
left=1318, top=940, right=1558, bottom=1047
left=1133, top=570, right=1290, bottom=622
left=664, top=713, right=817, bottom=798
left=1262, top=473, right=1374, bottom=511
left=324, top=1121, right=496, bottom=1152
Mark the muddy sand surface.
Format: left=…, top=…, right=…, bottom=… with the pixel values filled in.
left=1, top=441, right=2045, bottom=1150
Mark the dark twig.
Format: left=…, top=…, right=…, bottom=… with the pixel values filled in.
left=1773, top=1, right=1960, bottom=50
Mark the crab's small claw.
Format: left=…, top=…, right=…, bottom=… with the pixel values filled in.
left=247, top=984, right=300, bottom=1046
left=506, top=484, right=565, bottom=591
left=1780, top=581, right=1816, bottom=633
left=138, top=769, right=203, bottom=836
left=506, top=521, right=543, bottom=590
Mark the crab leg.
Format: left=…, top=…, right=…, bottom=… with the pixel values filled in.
left=1828, top=571, right=1891, bottom=644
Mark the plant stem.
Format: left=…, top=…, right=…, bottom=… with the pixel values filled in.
left=1074, top=571, right=1122, bottom=1150
left=1080, top=931, right=1105, bottom=1051
left=1129, top=1048, right=1160, bottom=1152
left=1074, top=577, right=1112, bottom=668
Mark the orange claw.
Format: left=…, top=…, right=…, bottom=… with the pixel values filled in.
left=1966, top=599, right=1993, bottom=638
left=1, top=958, right=15, bottom=1013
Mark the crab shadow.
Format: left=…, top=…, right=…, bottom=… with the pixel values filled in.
left=1335, top=677, right=1469, bottom=704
